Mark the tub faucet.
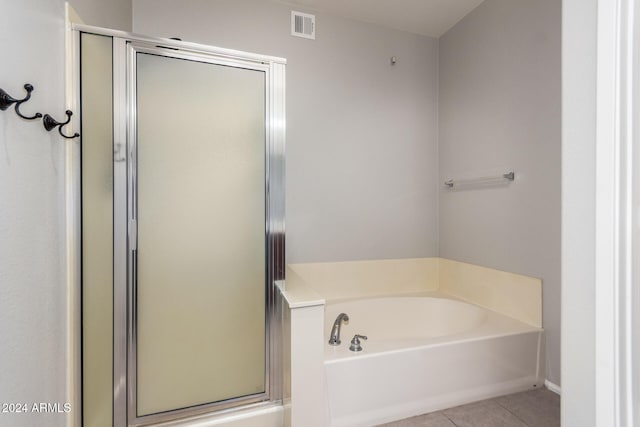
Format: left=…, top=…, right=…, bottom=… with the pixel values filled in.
left=328, top=313, right=349, bottom=345
left=349, top=334, right=368, bottom=352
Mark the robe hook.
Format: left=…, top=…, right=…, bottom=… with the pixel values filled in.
left=0, top=84, right=43, bottom=120
left=43, top=110, right=80, bottom=139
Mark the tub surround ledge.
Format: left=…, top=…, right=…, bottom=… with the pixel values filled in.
left=277, top=269, right=325, bottom=309
left=288, top=258, right=440, bottom=301
left=288, top=257, right=542, bottom=327
left=276, top=276, right=326, bottom=427
left=439, top=258, right=542, bottom=327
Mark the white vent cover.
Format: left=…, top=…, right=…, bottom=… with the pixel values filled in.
left=291, top=11, right=315, bottom=39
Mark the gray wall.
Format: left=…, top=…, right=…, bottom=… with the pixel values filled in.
left=562, top=0, right=597, bottom=424
left=0, top=0, right=594, bottom=422
left=135, top=0, right=562, bottom=386
left=438, top=0, right=561, bottom=386
left=133, top=0, right=440, bottom=263
left=0, top=1, right=70, bottom=426
left=0, top=5, right=561, bottom=422
left=68, top=0, right=132, bottom=31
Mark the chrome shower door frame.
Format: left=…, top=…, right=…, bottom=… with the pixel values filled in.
left=124, top=41, right=284, bottom=427
left=70, top=25, right=287, bottom=427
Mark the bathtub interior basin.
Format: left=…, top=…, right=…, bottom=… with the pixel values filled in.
left=325, top=295, right=487, bottom=342
left=323, top=294, right=544, bottom=426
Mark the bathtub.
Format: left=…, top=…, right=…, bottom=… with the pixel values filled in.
left=324, top=294, right=543, bottom=427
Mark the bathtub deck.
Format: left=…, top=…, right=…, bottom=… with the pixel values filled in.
left=377, top=388, right=560, bottom=427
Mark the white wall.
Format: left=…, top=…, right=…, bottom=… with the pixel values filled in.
left=438, top=0, right=561, bottom=386
left=561, top=0, right=597, bottom=424
left=133, top=0, right=440, bottom=263
left=67, top=0, right=132, bottom=31
left=0, top=1, right=70, bottom=426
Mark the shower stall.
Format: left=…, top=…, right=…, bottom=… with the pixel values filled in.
left=75, top=26, right=285, bottom=426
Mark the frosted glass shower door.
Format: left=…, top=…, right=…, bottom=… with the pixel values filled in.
left=134, top=52, right=266, bottom=417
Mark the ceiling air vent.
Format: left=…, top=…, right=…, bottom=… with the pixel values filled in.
left=291, top=11, right=315, bottom=39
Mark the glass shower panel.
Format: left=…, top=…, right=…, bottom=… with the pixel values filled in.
left=80, top=33, right=113, bottom=427
left=135, top=53, right=266, bottom=416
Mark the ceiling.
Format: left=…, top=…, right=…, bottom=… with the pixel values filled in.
left=277, top=0, right=486, bottom=38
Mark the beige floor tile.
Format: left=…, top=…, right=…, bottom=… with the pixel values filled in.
left=442, top=400, right=529, bottom=427
left=377, top=412, right=456, bottom=427
left=494, top=388, right=560, bottom=427
left=377, top=388, right=561, bottom=427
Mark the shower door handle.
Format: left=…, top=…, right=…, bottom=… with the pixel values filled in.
left=129, top=219, right=137, bottom=251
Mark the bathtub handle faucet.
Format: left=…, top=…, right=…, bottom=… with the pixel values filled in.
left=328, top=313, right=349, bottom=345
left=349, top=334, right=368, bottom=352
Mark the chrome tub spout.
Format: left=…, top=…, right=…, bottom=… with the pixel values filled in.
left=328, top=313, right=349, bottom=345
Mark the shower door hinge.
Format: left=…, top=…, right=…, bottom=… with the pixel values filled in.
left=129, top=219, right=137, bottom=251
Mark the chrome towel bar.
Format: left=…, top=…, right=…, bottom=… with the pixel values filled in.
left=444, top=171, right=515, bottom=188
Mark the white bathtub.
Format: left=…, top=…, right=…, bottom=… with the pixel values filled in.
left=324, top=294, right=543, bottom=427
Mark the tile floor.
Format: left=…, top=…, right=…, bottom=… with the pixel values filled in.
left=378, top=388, right=560, bottom=427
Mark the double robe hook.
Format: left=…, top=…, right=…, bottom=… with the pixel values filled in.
left=0, top=84, right=42, bottom=120
left=0, top=83, right=80, bottom=139
left=43, top=111, right=80, bottom=139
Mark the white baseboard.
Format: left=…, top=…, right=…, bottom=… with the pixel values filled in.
left=544, top=380, right=561, bottom=395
